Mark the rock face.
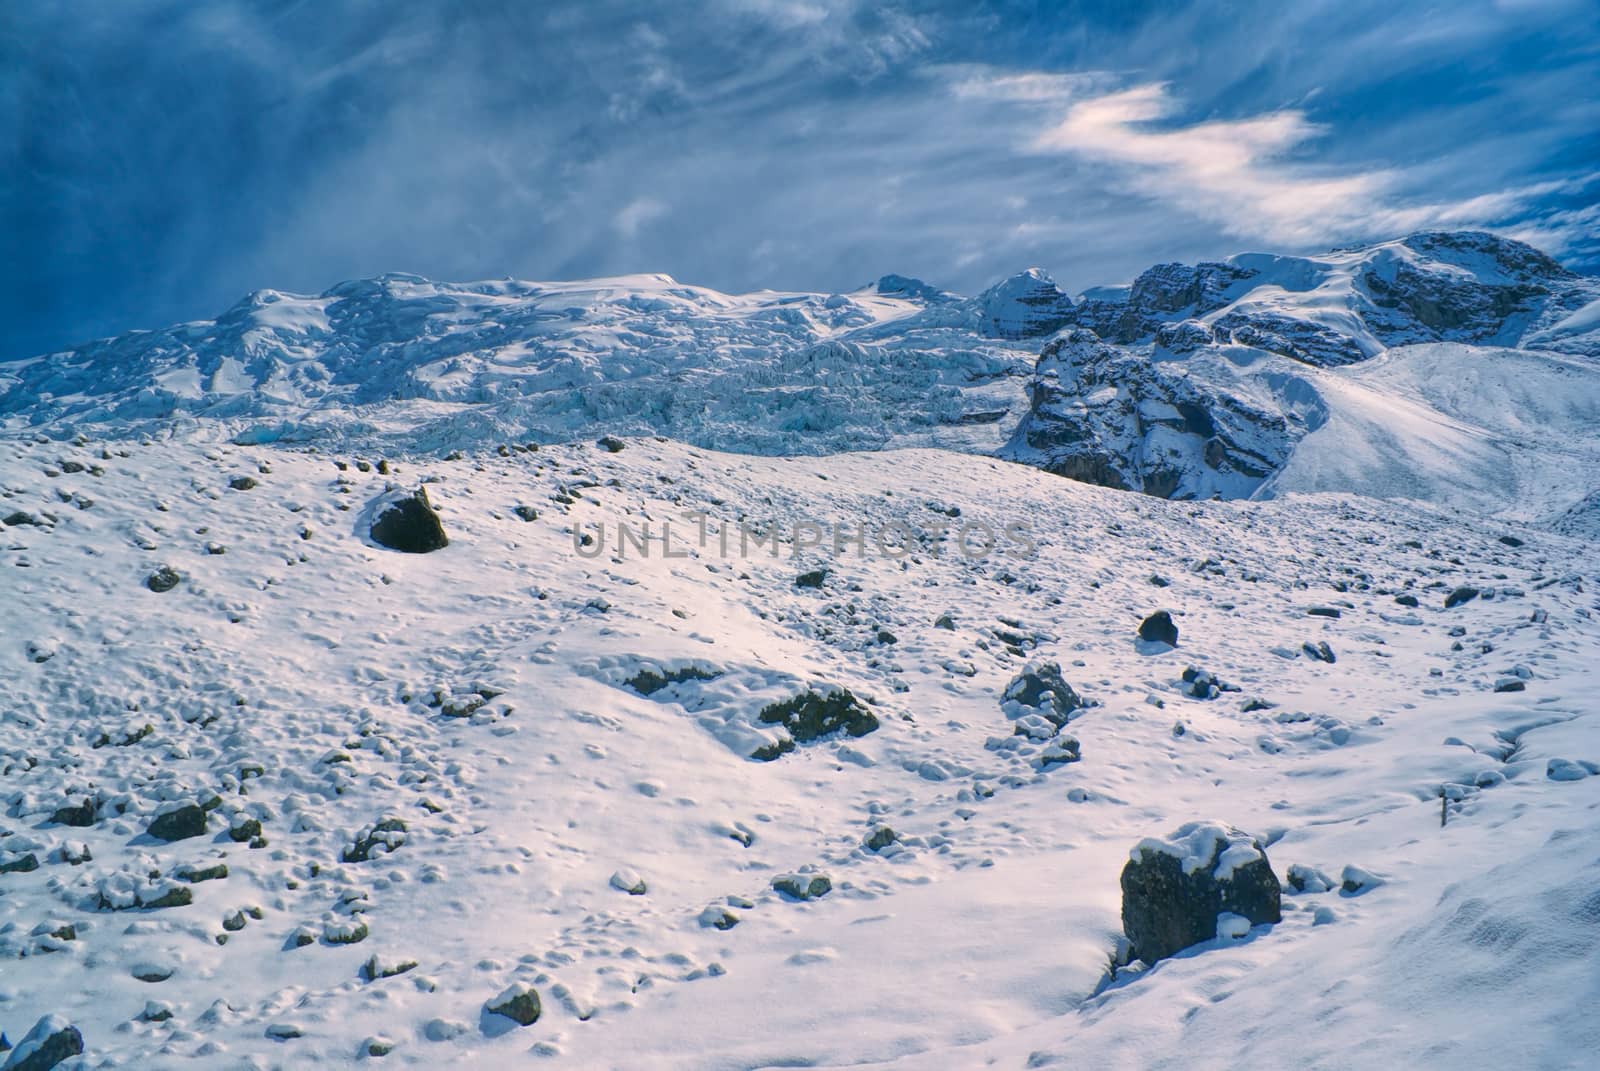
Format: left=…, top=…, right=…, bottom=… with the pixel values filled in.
left=369, top=489, right=448, bottom=553
left=1120, top=822, right=1282, bottom=964
left=2, top=1015, right=84, bottom=1071
left=1003, top=231, right=1600, bottom=502
left=1000, top=329, right=1298, bottom=500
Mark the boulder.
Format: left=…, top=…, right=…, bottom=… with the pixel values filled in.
left=485, top=984, right=542, bottom=1027
left=147, top=803, right=207, bottom=842
left=1138, top=610, right=1179, bottom=646
left=1120, top=822, right=1281, bottom=963
left=145, top=566, right=182, bottom=593
left=1444, top=585, right=1479, bottom=608
left=369, top=489, right=448, bottom=553
left=2, top=1015, right=83, bottom=1071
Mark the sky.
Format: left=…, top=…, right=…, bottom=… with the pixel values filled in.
left=3, top=0, right=1598, bottom=359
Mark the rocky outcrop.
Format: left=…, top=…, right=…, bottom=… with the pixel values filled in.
left=976, top=269, right=1075, bottom=339
left=1000, top=329, right=1298, bottom=499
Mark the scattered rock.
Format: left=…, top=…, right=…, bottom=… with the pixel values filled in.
left=512, top=505, right=539, bottom=522
left=1285, top=864, right=1335, bottom=893
left=609, top=869, right=648, bottom=895
left=1498, top=534, right=1523, bottom=547
left=228, top=475, right=258, bottom=491
left=342, top=818, right=407, bottom=863
left=362, top=954, right=419, bottom=982
left=1493, top=677, right=1526, bottom=693
left=176, top=862, right=228, bottom=883
left=485, top=984, right=543, bottom=1027
left=145, top=566, right=183, bottom=593
left=265, top=1023, right=303, bottom=1041
left=1340, top=865, right=1384, bottom=895
left=596, top=435, right=627, bottom=453
left=772, top=873, right=832, bottom=901
left=1306, top=606, right=1342, bottom=618
left=1138, top=610, right=1179, bottom=646
left=0, top=853, right=40, bottom=875
left=864, top=826, right=897, bottom=852
left=369, top=489, right=449, bottom=553
left=1302, top=641, right=1336, bottom=664
left=624, top=665, right=720, bottom=696
left=794, top=568, right=828, bottom=589
left=132, top=962, right=175, bottom=983
left=1120, top=822, right=1281, bottom=963
left=753, top=687, right=878, bottom=760
left=1001, top=662, right=1083, bottom=726
left=363, top=1036, right=397, bottom=1057
left=1393, top=593, right=1419, bottom=607
left=2, top=1015, right=83, bottom=1071
left=1444, top=586, right=1480, bottom=608
left=933, top=612, right=956, bottom=630
left=148, top=803, right=208, bottom=842
left=698, top=905, right=741, bottom=930
left=48, top=799, right=96, bottom=828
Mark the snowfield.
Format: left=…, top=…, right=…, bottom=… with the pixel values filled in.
left=3, top=432, right=1598, bottom=1069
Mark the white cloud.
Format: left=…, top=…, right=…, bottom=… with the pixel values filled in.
left=614, top=197, right=667, bottom=239
left=1016, top=81, right=1598, bottom=258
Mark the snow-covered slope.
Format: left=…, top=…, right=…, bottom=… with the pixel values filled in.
left=2, top=434, right=1597, bottom=1067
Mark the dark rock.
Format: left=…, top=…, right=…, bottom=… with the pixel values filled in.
left=772, top=873, right=832, bottom=901
left=3, top=1016, right=84, bottom=1071
left=1498, top=535, right=1523, bottom=547
left=3, top=510, right=39, bottom=527
left=228, top=475, right=258, bottom=491
left=229, top=816, right=263, bottom=843
left=1, top=852, right=39, bottom=875
left=145, top=566, right=183, bottom=593
left=1393, top=593, right=1419, bottom=607
left=596, top=435, right=627, bottom=453
left=753, top=688, right=877, bottom=760
left=342, top=818, right=407, bottom=863
left=512, top=505, right=539, bottom=522
left=875, top=629, right=897, bottom=645
left=139, top=885, right=193, bottom=909
left=1001, top=662, right=1083, bottom=727
left=362, top=955, right=419, bottom=982
left=486, top=984, right=542, bottom=1026
left=370, top=489, right=448, bottom=553
left=933, top=613, right=956, bottom=630
left=176, top=862, right=228, bottom=883
left=1307, top=607, right=1341, bottom=618
left=1285, top=864, right=1335, bottom=893
left=1240, top=697, right=1275, bottom=713
left=1444, top=586, right=1480, bottom=608
left=624, top=665, right=720, bottom=696
left=1302, top=641, right=1336, bottom=664
left=1120, top=823, right=1281, bottom=963
left=148, top=804, right=207, bottom=842
left=48, top=799, right=96, bottom=828
left=1138, top=610, right=1179, bottom=646
left=864, top=826, right=897, bottom=852
left=1493, top=677, right=1526, bottom=693
left=794, top=568, right=828, bottom=589
left=698, top=905, right=741, bottom=930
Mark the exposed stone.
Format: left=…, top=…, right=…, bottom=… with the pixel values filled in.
left=485, top=984, right=542, bottom=1027
left=145, top=566, right=183, bottom=593
left=148, top=803, right=208, bottom=842
left=772, top=873, right=832, bottom=901
left=369, top=489, right=448, bottom=553
left=1138, top=610, right=1179, bottom=646
left=1120, top=822, right=1281, bottom=963
left=1000, top=662, right=1083, bottom=727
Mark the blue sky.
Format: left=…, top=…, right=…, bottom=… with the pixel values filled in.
left=4, top=0, right=1597, bottom=359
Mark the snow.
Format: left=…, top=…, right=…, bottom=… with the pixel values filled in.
left=1, top=429, right=1596, bottom=1068
left=1130, top=822, right=1262, bottom=879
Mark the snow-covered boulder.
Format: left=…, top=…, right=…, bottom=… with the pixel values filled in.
left=368, top=488, right=448, bottom=553
left=1120, top=822, right=1281, bottom=963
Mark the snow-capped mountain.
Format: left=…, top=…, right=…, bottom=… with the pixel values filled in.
left=4, top=231, right=1597, bottom=526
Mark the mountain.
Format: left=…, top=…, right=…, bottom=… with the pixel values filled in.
left=3, top=231, right=1598, bottom=523
left=1001, top=232, right=1600, bottom=519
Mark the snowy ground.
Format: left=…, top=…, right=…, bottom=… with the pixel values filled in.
left=3, top=432, right=1597, bottom=1068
